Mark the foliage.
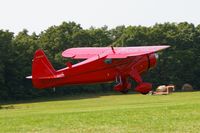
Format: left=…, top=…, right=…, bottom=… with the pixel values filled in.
left=0, top=21, right=199, bottom=100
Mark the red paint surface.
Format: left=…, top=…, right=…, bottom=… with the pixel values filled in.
left=27, top=46, right=169, bottom=94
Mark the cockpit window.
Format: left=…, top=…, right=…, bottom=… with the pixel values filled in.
left=104, top=59, right=112, bottom=64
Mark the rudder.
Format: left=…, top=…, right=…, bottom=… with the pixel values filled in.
left=32, top=49, right=56, bottom=88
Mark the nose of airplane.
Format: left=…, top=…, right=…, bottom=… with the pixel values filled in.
left=148, top=53, right=157, bottom=69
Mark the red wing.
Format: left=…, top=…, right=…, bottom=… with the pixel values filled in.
left=62, top=45, right=170, bottom=59
left=62, top=47, right=110, bottom=59
left=106, top=46, right=170, bottom=58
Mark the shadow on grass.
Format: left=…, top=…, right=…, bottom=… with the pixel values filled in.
left=0, top=91, right=137, bottom=106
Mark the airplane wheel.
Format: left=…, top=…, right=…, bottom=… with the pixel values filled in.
left=141, top=91, right=150, bottom=95
left=120, top=89, right=129, bottom=94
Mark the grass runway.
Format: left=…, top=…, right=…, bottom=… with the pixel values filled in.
left=0, top=92, right=200, bottom=133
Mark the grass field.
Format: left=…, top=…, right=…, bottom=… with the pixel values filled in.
left=0, top=92, right=200, bottom=133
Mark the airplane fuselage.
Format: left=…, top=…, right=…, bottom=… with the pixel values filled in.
left=35, top=53, right=156, bottom=89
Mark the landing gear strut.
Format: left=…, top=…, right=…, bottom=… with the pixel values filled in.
left=129, top=69, right=152, bottom=94
left=114, top=75, right=131, bottom=94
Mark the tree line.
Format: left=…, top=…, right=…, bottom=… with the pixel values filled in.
left=0, top=21, right=199, bottom=100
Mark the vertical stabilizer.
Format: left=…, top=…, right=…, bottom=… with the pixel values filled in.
left=31, top=49, right=56, bottom=88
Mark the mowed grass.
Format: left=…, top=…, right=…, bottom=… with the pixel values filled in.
left=1, top=92, right=200, bottom=133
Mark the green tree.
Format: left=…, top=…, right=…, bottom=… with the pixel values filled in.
left=0, top=30, right=13, bottom=99
left=4, top=29, right=39, bottom=99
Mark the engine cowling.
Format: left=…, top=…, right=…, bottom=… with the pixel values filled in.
left=148, top=53, right=157, bottom=69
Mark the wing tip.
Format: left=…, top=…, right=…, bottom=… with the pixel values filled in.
left=162, top=45, right=171, bottom=49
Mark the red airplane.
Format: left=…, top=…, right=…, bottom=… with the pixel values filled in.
left=27, top=45, right=169, bottom=94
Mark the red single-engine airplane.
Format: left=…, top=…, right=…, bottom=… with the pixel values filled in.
left=27, top=45, right=170, bottom=94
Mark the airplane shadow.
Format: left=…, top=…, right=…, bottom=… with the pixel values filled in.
left=0, top=91, right=137, bottom=106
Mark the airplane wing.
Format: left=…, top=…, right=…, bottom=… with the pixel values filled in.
left=62, top=45, right=170, bottom=59
left=106, top=45, right=170, bottom=58
left=62, top=47, right=110, bottom=59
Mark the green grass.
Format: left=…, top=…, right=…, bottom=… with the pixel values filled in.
left=1, top=92, right=200, bottom=133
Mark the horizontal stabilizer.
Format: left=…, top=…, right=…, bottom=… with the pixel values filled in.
left=26, top=76, right=32, bottom=79
left=37, top=73, right=65, bottom=80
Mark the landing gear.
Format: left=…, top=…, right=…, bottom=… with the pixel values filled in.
left=114, top=75, right=131, bottom=94
left=113, top=69, right=152, bottom=95
left=129, top=69, right=152, bottom=94
left=141, top=92, right=149, bottom=95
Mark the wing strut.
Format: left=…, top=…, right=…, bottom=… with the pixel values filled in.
left=111, top=46, right=115, bottom=53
